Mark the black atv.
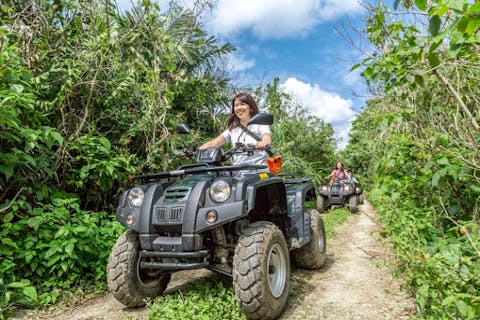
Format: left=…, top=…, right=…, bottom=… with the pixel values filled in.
left=107, top=113, right=327, bottom=320
left=316, top=177, right=363, bottom=214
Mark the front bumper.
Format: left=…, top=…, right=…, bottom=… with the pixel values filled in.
left=139, top=250, right=208, bottom=270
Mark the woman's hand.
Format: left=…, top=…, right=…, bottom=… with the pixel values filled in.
left=199, top=135, right=226, bottom=150
left=256, top=133, right=272, bottom=149
left=199, top=143, right=209, bottom=150
left=255, top=140, right=270, bottom=149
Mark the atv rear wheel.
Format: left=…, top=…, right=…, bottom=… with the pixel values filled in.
left=233, top=221, right=290, bottom=320
left=348, top=195, right=359, bottom=213
left=293, top=209, right=326, bottom=269
left=107, top=230, right=171, bottom=307
left=316, top=195, right=327, bottom=213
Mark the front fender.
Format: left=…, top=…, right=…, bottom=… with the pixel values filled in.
left=116, top=184, right=165, bottom=233
left=246, top=176, right=285, bottom=211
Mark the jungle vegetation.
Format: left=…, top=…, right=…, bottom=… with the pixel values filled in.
left=342, top=0, right=480, bottom=318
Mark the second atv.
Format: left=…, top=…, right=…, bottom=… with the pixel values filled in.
left=316, top=177, right=363, bottom=213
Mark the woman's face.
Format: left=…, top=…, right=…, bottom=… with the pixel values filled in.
left=336, top=162, right=343, bottom=169
left=233, top=98, right=251, bottom=123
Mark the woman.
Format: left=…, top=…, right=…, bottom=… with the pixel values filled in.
left=327, top=161, right=346, bottom=185
left=199, top=92, right=271, bottom=166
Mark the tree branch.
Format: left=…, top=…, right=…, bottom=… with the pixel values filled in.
left=433, top=69, right=479, bottom=130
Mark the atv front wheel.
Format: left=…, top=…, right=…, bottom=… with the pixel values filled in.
left=107, top=230, right=171, bottom=307
left=348, top=195, right=359, bottom=213
left=233, top=221, right=290, bottom=320
left=317, top=195, right=327, bottom=213
left=358, top=193, right=364, bottom=205
left=293, top=209, right=326, bottom=269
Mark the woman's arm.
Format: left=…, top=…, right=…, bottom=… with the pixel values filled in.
left=199, top=135, right=226, bottom=150
left=256, top=133, right=272, bottom=149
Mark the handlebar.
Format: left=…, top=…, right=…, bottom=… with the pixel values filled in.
left=223, top=143, right=273, bottom=160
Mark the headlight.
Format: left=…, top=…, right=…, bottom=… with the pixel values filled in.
left=321, top=185, right=328, bottom=191
left=355, top=187, right=361, bottom=193
left=128, top=187, right=145, bottom=207
left=344, top=185, right=350, bottom=191
left=210, top=180, right=231, bottom=202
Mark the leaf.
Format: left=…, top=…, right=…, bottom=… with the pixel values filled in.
left=166, top=62, right=177, bottom=72
left=50, top=131, right=64, bottom=145
left=10, top=84, right=24, bottom=93
left=429, top=15, right=442, bottom=36
left=4, top=291, right=11, bottom=304
left=6, top=280, right=30, bottom=288
left=415, top=0, right=427, bottom=11
left=0, top=163, right=14, bottom=181
left=468, top=3, right=480, bottom=13
left=470, top=184, right=480, bottom=193
left=432, top=170, right=446, bottom=187
left=466, top=18, right=480, bottom=35
left=2, top=211, right=14, bottom=223
left=22, top=286, right=37, bottom=301
left=28, top=216, right=43, bottom=231
left=428, top=52, right=441, bottom=68
left=437, top=157, right=449, bottom=165
left=414, top=74, right=425, bottom=87
left=350, top=63, right=361, bottom=71
left=456, top=300, right=468, bottom=317
left=1, top=238, right=19, bottom=248
left=98, top=137, right=111, bottom=152
left=448, top=0, right=465, bottom=12
left=65, top=242, right=75, bottom=255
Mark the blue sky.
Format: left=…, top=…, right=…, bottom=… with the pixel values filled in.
left=117, top=0, right=369, bottom=147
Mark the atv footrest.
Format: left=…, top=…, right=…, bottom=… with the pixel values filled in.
left=140, top=261, right=209, bottom=270
left=140, top=250, right=208, bottom=259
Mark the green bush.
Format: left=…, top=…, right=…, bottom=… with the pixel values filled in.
left=0, top=192, right=124, bottom=306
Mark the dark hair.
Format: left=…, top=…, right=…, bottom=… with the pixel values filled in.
left=227, top=92, right=259, bottom=130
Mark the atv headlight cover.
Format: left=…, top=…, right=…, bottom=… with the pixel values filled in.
left=210, top=179, right=231, bottom=203
left=128, top=187, right=145, bottom=207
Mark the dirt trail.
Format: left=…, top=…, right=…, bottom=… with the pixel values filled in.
left=16, top=201, right=415, bottom=320
left=280, top=201, right=415, bottom=319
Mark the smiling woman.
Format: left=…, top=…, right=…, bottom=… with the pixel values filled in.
left=199, top=92, right=272, bottom=166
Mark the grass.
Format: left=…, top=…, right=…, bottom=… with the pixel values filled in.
left=322, top=207, right=350, bottom=237
left=148, top=278, right=247, bottom=320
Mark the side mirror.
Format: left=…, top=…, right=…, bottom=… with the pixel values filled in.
left=247, top=113, right=273, bottom=126
left=176, top=123, right=191, bottom=134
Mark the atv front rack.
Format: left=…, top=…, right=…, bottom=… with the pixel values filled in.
left=135, top=164, right=268, bottom=180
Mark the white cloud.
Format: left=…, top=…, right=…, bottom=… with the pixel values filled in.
left=208, top=0, right=361, bottom=39
left=281, top=77, right=357, bottom=148
left=225, top=53, right=256, bottom=72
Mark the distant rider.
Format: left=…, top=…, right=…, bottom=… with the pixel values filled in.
left=345, top=170, right=358, bottom=184
left=326, top=161, right=346, bottom=185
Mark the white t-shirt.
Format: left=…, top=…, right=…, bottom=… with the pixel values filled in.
left=221, top=124, right=271, bottom=166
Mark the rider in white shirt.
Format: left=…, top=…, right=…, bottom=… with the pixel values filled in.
left=199, top=92, right=271, bottom=167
